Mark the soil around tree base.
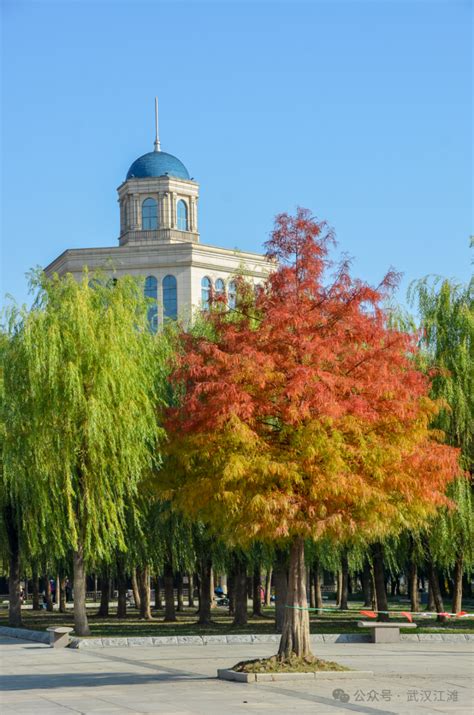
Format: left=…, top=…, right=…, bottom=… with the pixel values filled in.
left=232, top=654, right=349, bottom=673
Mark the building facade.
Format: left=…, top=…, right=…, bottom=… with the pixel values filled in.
left=45, top=111, right=269, bottom=325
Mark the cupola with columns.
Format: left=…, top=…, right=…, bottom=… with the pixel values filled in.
left=117, top=98, right=199, bottom=246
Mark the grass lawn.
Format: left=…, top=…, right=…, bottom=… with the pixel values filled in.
left=2, top=597, right=473, bottom=637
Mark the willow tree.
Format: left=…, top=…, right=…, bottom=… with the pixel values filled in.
left=161, top=209, right=459, bottom=663
left=3, top=271, right=168, bottom=635
left=409, top=277, right=473, bottom=610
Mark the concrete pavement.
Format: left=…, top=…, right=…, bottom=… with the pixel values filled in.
left=0, top=635, right=472, bottom=714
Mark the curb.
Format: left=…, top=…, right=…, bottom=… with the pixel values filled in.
left=217, top=668, right=374, bottom=683
left=1, top=626, right=473, bottom=649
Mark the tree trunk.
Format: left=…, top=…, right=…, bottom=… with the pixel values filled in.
left=5, top=504, right=22, bottom=627
left=210, top=570, right=216, bottom=609
left=252, top=564, right=262, bottom=617
left=362, top=560, right=372, bottom=607
left=187, top=573, right=194, bottom=608
left=131, top=568, right=141, bottom=611
left=59, top=577, right=68, bottom=613
left=335, top=571, right=342, bottom=607
left=55, top=573, right=61, bottom=607
left=277, top=537, right=312, bottom=660
left=309, top=567, right=316, bottom=609
left=371, top=543, right=389, bottom=621
left=274, top=548, right=288, bottom=633
left=198, top=555, right=212, bottom=625
left=427, top=582, right=436, bottom=611
left=339, top=551, right=349, bottom=611
left=154, top=575, right=162, bottom=610
left=45, top=573, right=53, bottom=612
left=116, top=558, right=127, bottom=619
left=138, top=566, right=152, bottom=620
left=176, top=572, right=184, bottom=612
left=73, top=546, right=91, bottom=636
left=233, top=555, right=248, bottom=627
left=314, top=566, right=323, bottom=609
left=227, top=570, right=235, bottom=615
left=452, top=552, right=463, bottom=614
left=32, top=566, right=41, bottom=611
left=409, top=560, right=419, bottom=613
left=97, top=572, right=110, bottom=617
left=426, top=559, right=446, bottom=622
left=264, top=568, right=272, bottom=606
left=163, top=561, right=176, bottom=622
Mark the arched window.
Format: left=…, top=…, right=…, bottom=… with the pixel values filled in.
left=228, top=281, right=237, bottom=310
left=215, top=278, right=225, bottom=300
left=201, top=276, right=212, bottom=310
left=163, top=274, right=178, bottom=321
left=177, top=200, right=188, bottom=231
left=144, top=275, right=158, bottom=332
left=142, top=198, right=158, bottom=230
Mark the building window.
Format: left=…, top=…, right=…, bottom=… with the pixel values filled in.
left=201, top=276, right=212, bottom=310
left=177, top=200, right=188, bottom=230
left=163, top=274, right=178, bottom=321
left=215, top=278, right=225, bottom=301
left=144, top=275, right=158, bottom=332
left=142, top=198, right=158, bottom=230
left=228, top=280, right=237, bottom=309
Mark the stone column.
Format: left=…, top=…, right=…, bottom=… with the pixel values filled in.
left=171, top=192, right=177, bottom=229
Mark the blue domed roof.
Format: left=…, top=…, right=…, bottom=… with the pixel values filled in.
left=126, top=151, right=190, bottom=181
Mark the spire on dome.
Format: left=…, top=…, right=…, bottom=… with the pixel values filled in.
left=154, top=97, right=161, bottom=152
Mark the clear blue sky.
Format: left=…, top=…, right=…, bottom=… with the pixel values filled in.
left=1, top=0, right=472, bottom=308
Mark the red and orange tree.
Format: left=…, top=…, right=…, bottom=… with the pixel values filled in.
left=162, top=209, right=459, bottom=661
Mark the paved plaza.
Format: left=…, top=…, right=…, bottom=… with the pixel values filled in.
left=0, top=635, right=472, bottom=714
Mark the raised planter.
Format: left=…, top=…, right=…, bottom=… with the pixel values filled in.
left=217, top=668, right=374, bottom=683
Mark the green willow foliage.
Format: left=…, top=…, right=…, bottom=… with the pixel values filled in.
left=408, top=276, right=473, bottom=468
left=2, top=270, right=170, bottom=562
left=409, top=276, right=474, bottom=571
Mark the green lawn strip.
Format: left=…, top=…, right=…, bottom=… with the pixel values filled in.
left=1, top=600, right=473, bottom=637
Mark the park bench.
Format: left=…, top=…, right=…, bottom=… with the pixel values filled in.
left=46, top=626, right=74, bottom=648
left=358, top=621, right=417, bottom=643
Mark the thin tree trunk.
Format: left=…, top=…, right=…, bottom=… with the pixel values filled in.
left=233, top=555, right=248, bottom=627
left=154, top=575, right=162, bottom=610
left=227, top=570, right=235, bottom=615
left=5, top=504, right=22, bottom=627
left=131, top=568, right=141, bottom=611
left=138, top=566, right=152, bottom=620
left=116, top=558, right=127, bottom=619
left=409, top=560, right=419, bottom=613
left=97, top=571, right=110, bottom=617
left=55, top=573, right=61, bottom=607
left=163, top=561, right=176, bottom=622
left=314, top=566, right=323, bottom=609
left=426, top=558, right=446, bottom=622
left=198, top=555, right=212, bottom=625
left=340, top=551, right=349, bottom=611
left=362, top=560, right=372, bottom=607
left=452, top=552, right=463, bottom=614
left=427, top=582, right=436, bottom=611
left=264, top=568, right=272, bottom=606
left=252, top=564, right=263, bottom=617
left=73, top=546, right=91, bottom=636
left=274, top=548, right=288, bottom=633
left=176, top=572, right=184, bottom=612
left=32, top=566, right=40, bottom=611
left=187, top=573, right=194, bottom=608
left=309, top=567, right=316, bottom=609
left=45, top=573, right=53, bottom=612
left=335, top=571, right=342, bottom=607
left=371, top=543, right=389, bottom=622
left=59, top=577, right=68, bottom=613
left=210, top=570, right=216, bottom=609
left=278, top=536, right=312, bottom=660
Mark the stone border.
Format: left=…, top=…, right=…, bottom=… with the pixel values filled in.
left=217, top=668, right=374, bottom=683
left=1, top=626, right=472, bottom=649
left=0, top=625, right=49, bottom=644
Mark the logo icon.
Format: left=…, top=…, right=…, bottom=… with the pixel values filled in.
left=332, top=688, right=350, bottom=703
